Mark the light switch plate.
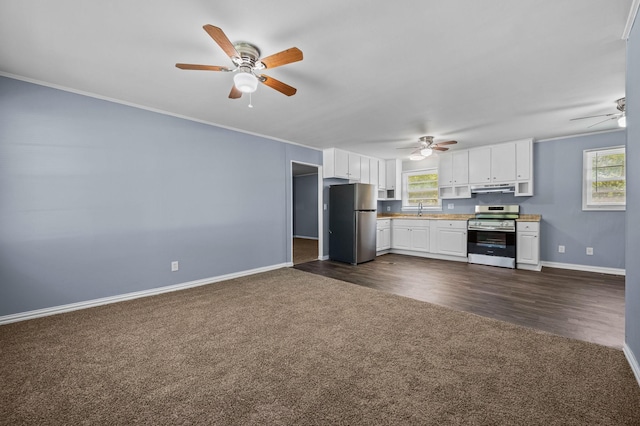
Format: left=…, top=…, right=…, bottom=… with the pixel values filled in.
left=447, top=203, right=454, bottom=209
left=171, top=261, right=179, bottom=271
left=586, top=247, right=594, bottom=255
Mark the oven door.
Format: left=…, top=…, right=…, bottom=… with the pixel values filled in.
left=467, top=229, right=516, bottom=258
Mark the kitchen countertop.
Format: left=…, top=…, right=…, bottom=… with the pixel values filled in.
left=377, top=213, right=542, bottom=222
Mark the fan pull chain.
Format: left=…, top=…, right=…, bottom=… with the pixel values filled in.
left=248, top=93, right=253, bottom=108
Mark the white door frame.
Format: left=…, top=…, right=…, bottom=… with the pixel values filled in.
left=290, top=161, right=323, bottom=265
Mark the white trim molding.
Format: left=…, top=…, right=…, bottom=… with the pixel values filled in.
left=623, top=0, right=640, bottom=40
left=623, top=344, right=640, bottom=388
left=541, top=261, right=625, bottom=276
left=0, top=263, right=288, bottom=325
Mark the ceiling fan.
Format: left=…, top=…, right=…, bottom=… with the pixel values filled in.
left=176, top=25, right=303, bottom=99
left=570, top=97, right=626, bottom=128
left=398, top=136, right=458, bottom=160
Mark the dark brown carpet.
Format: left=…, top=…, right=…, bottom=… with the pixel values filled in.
left=1, top=268, right=639, bottom=425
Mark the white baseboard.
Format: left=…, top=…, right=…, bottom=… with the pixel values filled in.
left=0, top=263, right=289, bottom=325
left=541, top=261, right=625, bottom=276
left=623, top=343, right=640, bottom=388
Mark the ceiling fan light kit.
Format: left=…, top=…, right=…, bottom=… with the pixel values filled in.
left=233, top=72, right=259, bottom=93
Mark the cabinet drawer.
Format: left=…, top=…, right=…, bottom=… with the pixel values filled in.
left=377, top=219, right=391, bottom=229
left=393, top=219, right=430, bottom=228
left=437, top=220, right=467, bottom=230
left=517, top=221, right=539, bottom=232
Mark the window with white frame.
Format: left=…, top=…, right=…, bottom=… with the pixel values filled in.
left=582, top=146, right=626, bottom=211
left=402, top=168, right=441, bottom=210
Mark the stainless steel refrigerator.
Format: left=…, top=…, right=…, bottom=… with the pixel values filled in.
left=329, top=183, right=377, bottom=265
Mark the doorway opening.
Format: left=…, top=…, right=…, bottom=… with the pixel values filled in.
left=291, top=162, right=322, bottom=265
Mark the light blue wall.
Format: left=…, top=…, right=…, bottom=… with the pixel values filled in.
left=625, top=15, right=640, bottom=365
left=0, top=76, right=321, bottom=317
left=379, top=130, right=627, bottom=269
left=293, top=174, right=319, bottom=238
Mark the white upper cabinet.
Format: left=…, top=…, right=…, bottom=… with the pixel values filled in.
left=490, top=142, right=517, bottom=183
left=439, top=151, right=471, bottom=199
left=469, top=143, right=516, bottom=184
left=348, top=152, right=361, bottom=180
left=377, top=159, right=386, bottom=189
left=323, top=148, right=362, bottom=180
left=468, top=147, right=492, bottom=184
left=516, top=139, right=531, bottom=181
left=360, top=156, right=370, bottom=183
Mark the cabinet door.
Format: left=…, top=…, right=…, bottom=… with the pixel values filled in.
left=381, top=227, right=391, bottom=249
left=370, top=158, right=379, bottom=187
left=516, top=140, right=531, bottom=181
left=360, top=157, right=370, bottom=183
left=378, top=160, right=386, bottom=189
left=411, top=228, right=430, bottom=252
left=376, top=228, right=383, bottom=251
left=392, top=227, right=411, bottom=249
left=468, top=148, right=492, bottom=184
left=491, top=143, right=516, bottom=183
left=439, top=153, right=453, bottom=186
left=348, top=153, right=361, bottom=180
left=452, top=151, right=469, bottom=184
left=334, top=149, right=350, bottom=178
left=437, top=228, right=467, bottom=256
left=517, top=232, right=539, bottom=264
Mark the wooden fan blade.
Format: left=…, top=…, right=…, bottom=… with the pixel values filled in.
left=260, top=47, right=303, bottom=69
left=229, top=85, right=242, bottom=99
left=435, top=140, right=457, bottom=146
left=203, top=25, right=239, bottom=59
left=432, top=146, right=449, bottom=151
left=176, top=63, right=231, bottom=71
left=260, top=75, right=297, bottom=96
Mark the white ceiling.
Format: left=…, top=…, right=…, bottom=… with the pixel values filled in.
left=0, top=1, right=634, bottom=159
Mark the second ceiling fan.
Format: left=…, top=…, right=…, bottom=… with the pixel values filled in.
left=399, top=136, right=458, bottom=160
left=176, top=25, right=303, bottom=99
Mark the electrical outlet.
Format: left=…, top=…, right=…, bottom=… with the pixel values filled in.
left=387, top=206, right=391, bottom=212
left=586, top=247, right=594, bottom=256
left=448, top=203, right=454, bottom=209
left=558, top=245, right=565, bottom=253
left=171, top=261, right=179, bottom=271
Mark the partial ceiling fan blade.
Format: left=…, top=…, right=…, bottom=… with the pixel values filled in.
left=260, top=75, right=297, bottom=96
left=435, top=140, right=457, bottom=146
left=260, top=47, right=303, bottom=69
left=432, top=146, right=448, bottom=151
left=175, top=63, right=231, bottom=71
left=203, top=25, right=239, bottom=59
left=570, top=113, right=617, bottom=121
left=587, top=116, right=617, bottom=128
left=229, top=85, right=242, bottom=99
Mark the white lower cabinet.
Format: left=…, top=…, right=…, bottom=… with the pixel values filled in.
left=435, top=221, right=468, bottom=257
left=516, top=221, right=540, bottom=270
left=376, top=219, right=391, bottom=252
left=391, top=220, right=430, bottom=252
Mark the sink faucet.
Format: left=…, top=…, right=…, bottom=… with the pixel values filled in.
left=418, top=202, right=423, bottom=217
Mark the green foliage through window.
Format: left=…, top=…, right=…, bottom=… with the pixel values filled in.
left=403, top=169, right=440, bottom=208
left=583, top=147, right=625, bottom=210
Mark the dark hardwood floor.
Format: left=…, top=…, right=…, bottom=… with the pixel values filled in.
left=294, top=254, right=626, bottom=349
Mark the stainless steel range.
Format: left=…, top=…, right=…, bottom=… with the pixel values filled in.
left=467, top=205, right=519, bottom=268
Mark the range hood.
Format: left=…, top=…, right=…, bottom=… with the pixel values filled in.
left=470, top=183, right=515, bottom=194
